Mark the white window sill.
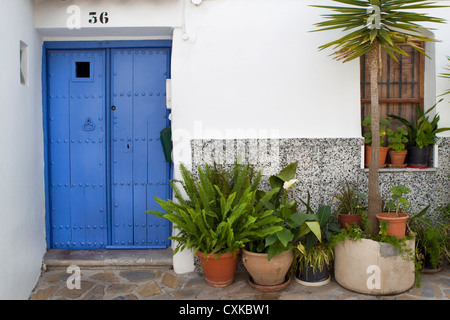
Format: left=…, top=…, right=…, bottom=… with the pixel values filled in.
left=362, top=167, right=438, bottom=173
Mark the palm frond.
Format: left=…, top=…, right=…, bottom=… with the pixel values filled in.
left=311, top=0, right=447, bottom=62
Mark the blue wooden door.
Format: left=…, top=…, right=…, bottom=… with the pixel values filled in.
left=110, top=48, right=171, bottom=248
left=47, top=47, right=171, bottom=249
left=47, top=50, right=108, bottom=249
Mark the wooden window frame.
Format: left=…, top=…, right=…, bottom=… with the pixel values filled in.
left=360, top=43, right=425, bottom=124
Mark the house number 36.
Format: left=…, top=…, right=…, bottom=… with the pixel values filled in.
left=89, top=12, right=109, bottom=24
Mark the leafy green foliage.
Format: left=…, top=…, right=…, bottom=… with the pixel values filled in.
left=362, top=115, right=391, bottom=146
left=298, top=193, right=341, bottom=253
left=384, top=185, right=411, bottom=216
left=146, top=161, right=283, bottom=256
left=311, top=0, right=447, bottom=62
left=389, top=101, right=450, bottom=149
left=331, top=180, right=367, bottom=215
left=247, top=162, right=313, bottom=260
left=293, top=242, right=333, bottom=276
left=291, top=192, right=341, bottom=275
left=387, top=126, right=408, bottom=152
left=408, top=204, right=450, bottom=270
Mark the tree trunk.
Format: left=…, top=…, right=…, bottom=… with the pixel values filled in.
left=367, top=47, right=382, bottom=235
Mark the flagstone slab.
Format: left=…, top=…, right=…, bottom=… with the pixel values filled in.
left=136, top=281, right=162, bottom=297
left=56, top=281, right=95, bottom=299
left=30, top=286, right=59, bottom=300
left=161, top=272, right=179, bottom=289
left=106, top=284, right=138, bottom=294
left=119, top=270, right=161, bottom=282
left=82, top=285, right=105, bottom=300
left=89, top=270, right=119, bottom=283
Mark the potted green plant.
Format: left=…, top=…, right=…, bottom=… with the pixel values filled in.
left=243, top=161, right=310, bottom=291
left=362, top=115, right=391, bottom=168
left=330, top=180, right=366, bottom=231
left=387, top=126, right=409, bottom=167
left=294, top=241, right=333, bottom=287
left=388, top=101, right=450, bottom=168
left=147, top=160, right=283, bottom=287
left=293, top=193, right=340, bottom=286
left=408, top=203, right=450, bottom=273
left=376, top=185, right=411, bottom=238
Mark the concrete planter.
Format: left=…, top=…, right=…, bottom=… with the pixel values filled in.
left=334, top=238, right=415, bottom=295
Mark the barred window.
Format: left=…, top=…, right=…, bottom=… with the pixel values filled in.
left=361, top=43, right=425, bottom=138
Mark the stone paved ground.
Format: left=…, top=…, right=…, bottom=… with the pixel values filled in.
left=29, top=265, right=450, bottom=300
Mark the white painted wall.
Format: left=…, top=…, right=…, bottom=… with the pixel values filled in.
left=171, top=0, right=362, bottom=165
left=0, top=0, right=46, bottom=299
left=418, top=0, right=450, bottom=136
left=33, top=0, right=450, bottom=274
left=433, top=1, right=450, bottom=135
left=34, top=0, right=181, bottom=39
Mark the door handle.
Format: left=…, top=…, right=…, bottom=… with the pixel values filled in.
left=111, top=106, right=116, bottom=111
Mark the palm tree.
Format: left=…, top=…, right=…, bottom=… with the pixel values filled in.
left=311, top=0, right=446, bottom=235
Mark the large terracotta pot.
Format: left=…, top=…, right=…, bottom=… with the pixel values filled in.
left=365, top=145, right=389, bottom=168
left=242, top=249, right=293, bottom=286
left=376, top=212, right=410, bottom=238
left=196, top=250, right=239, bottom=287
left=338, top=213, right=362, bottom=231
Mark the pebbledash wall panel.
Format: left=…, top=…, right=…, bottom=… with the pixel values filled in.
left=191, top=137, right=450, bottom=217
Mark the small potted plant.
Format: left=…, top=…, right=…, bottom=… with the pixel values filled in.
left=408, top=203, right=449, bottom=273
left=330, top=181, right=366, bottom=231
left=362, top=115, right=391, bottom=168
left=293, top=193, right=340, bottom=286
left=294, top=241, right=333, bottom=287
left=376, top=185, right=411, bottom=238
left=389, top=101, right=450, bottom=168
left=147, top=160, right=283, bottom=287
left=387, top=126, right=409, bottom=168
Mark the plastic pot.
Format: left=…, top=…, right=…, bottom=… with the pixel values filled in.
left=406, top=146, right=429, bottom=168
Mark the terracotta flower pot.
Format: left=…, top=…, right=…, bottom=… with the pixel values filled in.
left=242, top=249, right=294, bottom=286
left=365, top=145, right=389, bottom=168
left=388, top=150, right=407, bottom=168
left=376, top=212, right=410, bottom=238
left=338, top=213, right=362, bottom=231
left=196, top=250, right=239, bottom=287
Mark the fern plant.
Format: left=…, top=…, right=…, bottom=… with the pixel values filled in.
left=147, top=160, right=283, bottom=256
